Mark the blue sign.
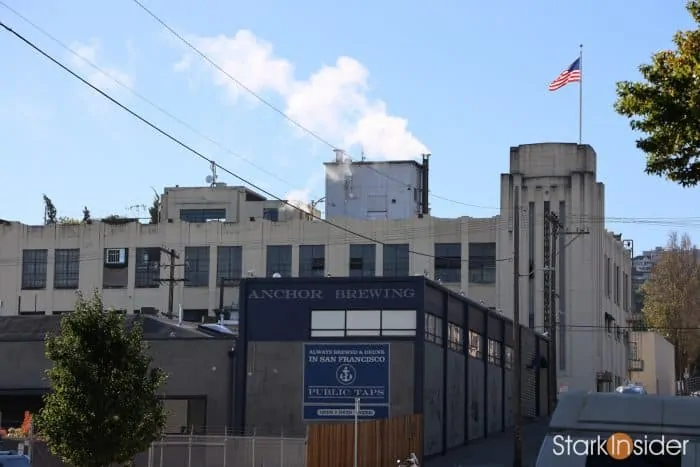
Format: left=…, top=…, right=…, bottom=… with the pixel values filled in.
left=303, top=343, right=390, bottom=421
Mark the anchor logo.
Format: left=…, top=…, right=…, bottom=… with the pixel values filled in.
left=336, top=364, right=356, bottom=385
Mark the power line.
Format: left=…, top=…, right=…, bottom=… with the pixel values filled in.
left=125, top=0, right=510, bottom=210
left=0, top=0, right=310, bottom=199
left=128, top=0, right=337, bottom=155
left=0, top=20, right=512, bottom=266
left=7, top=3, right=700, bottom=222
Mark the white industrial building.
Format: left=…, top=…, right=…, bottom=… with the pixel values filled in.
left=0, top=143, right=648, bottom=392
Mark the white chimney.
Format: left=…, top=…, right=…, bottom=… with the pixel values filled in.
left=334, top=149, right=345, bottom=163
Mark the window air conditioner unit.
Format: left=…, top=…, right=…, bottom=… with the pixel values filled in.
left=105, top=248, right=127, bottom=265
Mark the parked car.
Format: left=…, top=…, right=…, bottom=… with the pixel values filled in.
left=615, top=384, right=647, bottom=395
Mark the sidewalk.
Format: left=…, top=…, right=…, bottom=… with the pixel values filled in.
left=426, top=419, right=550, bottom=467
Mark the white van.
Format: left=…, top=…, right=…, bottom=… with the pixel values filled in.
left=535, top=391, right=700, bottom=466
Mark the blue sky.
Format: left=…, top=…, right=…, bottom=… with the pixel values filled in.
left=1, top=0, right=698, bottom=253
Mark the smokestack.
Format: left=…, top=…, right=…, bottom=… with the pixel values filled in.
left=333, top=149, right=345, bottom=163
left=421, top=153, right=430, bottom=215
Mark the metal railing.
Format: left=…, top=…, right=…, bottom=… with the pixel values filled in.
left=1, top=433, right=306, bottom=467
left=144, top=434, right=306, bottom=467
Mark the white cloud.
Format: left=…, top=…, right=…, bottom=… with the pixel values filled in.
left=70, top=39, right=134, bottom=92
left=174, top=30, right=427, bottom=161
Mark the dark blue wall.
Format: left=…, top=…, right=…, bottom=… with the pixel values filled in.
left=240, top=276, right=425, bottom=341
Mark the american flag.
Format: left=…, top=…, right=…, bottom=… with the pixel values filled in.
left=548, top=58, right=581, bottom=91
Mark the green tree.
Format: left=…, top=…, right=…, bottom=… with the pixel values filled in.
left=641, top=232, right=700, bottom=379
left=82, top=206, right=92, bottom=224
left=149, top=190, right=160, bottom=224
left=43, top=194, right=57, bottom=224
left=35, top=291, right=167, bottom=467
left=614, top=0, right=700, bottom=186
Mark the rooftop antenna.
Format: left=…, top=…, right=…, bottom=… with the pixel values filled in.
left=360, top=145, right=366, bottom=162
left=205, top=161, right=218, bottom=187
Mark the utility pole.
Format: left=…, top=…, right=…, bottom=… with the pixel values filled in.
left=157, top=248, right=184, bottom=319
left=546, top=212, right=589, bottom=412
left=548, top=213, right=560, bottom=413
left=512, top=189, right=523, bottom=467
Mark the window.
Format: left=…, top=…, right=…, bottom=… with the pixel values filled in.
left=263, top=208, right=279, bottom=222
left=266, top=245, right=292, bottom=277
left=310, top=310, right=345, bottom=337
left=21, top=249, right=48, bottom=290
left=424, top=313, right=443, bottom=344
left=54, top=248, right=80, bottom=289
left=217, top=246, right=242, bottom=281
left=488, top=338, right=502, bottom=365
left=310, top=309, right=416, bottom=337
left=448, top=323, right=465, bottom=352
left=623, top=272, right=629, bottom=311
left=185, top=247, right=210, bottom=287
left=615, top=265, right=621, bottom=305
left=628, top=341, right=639, bottom=360
left=299, top=245, right=325, bottom=277
left=383, top=244, right=409, bottom=277
left=381, top=309, right=417, bottom=336
left=106, top=249, right=122, bottom=264
left=103, top=248, right=128, bottom=289
left=468, top=331, right=483, bottom=358
left=349, top=244, right=376, bottom=277
left=434, top=243, right=461, bottom=283
left=135, top=247, right=161, bottom=288
left=468, top=242, right=496, bottom=284
left=605, top=256, right=611, bottom=298
left=505, top=346, right=514, bottom=369
left=179, top=209, right=226, bottom=223
left=346, top=309, right=381, bottom=336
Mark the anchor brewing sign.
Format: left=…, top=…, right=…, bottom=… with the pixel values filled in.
left=303, top=343, right=390, bottom=421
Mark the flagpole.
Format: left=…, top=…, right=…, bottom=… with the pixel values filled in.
left=578, top=44, right=583, bottom=145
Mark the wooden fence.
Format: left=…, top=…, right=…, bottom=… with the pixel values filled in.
left=307, top=414, right=422, bottom=467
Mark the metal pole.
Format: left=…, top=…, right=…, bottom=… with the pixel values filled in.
left=578, top=44, right=583, bottom=144
left=353, top=397, right=360, bottom=467
left=512, top=188, right=523, bottom=467
left=159, top=439, right=164, bottom=467
left=280, top=433, right=285, bottom=467
left=147, top=443, right=153, bottom=467
left=252, top=427, right=256, bottom=467
left=167, top=249, right=176, bottom=318
left=223, top=426, right=228, bottom=467
left=187, top=426, right=193, bottom=467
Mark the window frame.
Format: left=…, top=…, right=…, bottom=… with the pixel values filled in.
left=53, top=248, right=80, bottom=289
left=21, top=249, right=48, bottom=290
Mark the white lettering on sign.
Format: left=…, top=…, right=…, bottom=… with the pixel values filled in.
left=248, top=287, right=416, bottom=300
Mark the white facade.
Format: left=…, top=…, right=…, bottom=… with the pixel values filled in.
left=324, top=153, right=429, bottom=220
left=0, top=142, right=635, bottom=393
left=0, top=215, right=500, bottom=319
left=496, top=143, right=633, bottom=392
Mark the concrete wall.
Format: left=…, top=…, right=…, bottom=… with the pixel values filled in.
left=0, top=338, right=234, bottom=429
left=497, top=143, right=632, bottom=392
left=423, top=343, right=444, bottom=455
left=630, top=331, right=676, bottom=395
left=243, top=341, right=415, bottom=436
left=445, top=349, right=465, bottom=449
left=0, top=216, right=498, bottom=318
